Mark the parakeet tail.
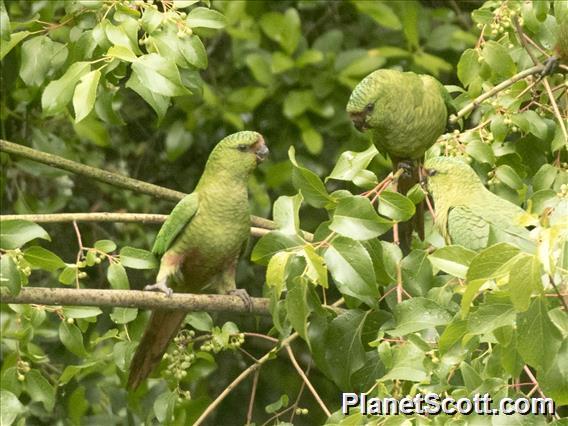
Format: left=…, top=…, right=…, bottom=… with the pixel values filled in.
left=392, top=157, right=425, bottom=254
left=127, top=309, right=187, bottom=390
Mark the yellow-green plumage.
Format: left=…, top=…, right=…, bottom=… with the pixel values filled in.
left=347, top=69, right=452, bottom=159
left=128, top=131, right=268, bottom=389
left=424, top=156, right=534, bottom=252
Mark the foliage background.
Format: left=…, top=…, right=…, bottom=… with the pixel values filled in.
left=0, top=0, right=566, bottom=425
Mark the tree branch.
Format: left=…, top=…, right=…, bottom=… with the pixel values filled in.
left=0, top=139, right=276, bottom=231
left=449, top=64, right=545, bottom=123
left=0, top=213, right=271, bottom=238
left=0, top=287, right=270, bottom=315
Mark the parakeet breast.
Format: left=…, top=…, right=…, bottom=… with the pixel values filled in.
left=170, top=181, right=250, bottom=291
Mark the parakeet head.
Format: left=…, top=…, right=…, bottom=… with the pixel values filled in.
left=205, top=131, right=269, bottom=177
left=346, top=69, right=393, bottom=132
left=423, top=156, right=483, bottom=196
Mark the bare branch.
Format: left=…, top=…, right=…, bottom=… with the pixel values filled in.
left=0, top=213, right=271, bottom=238
left=1, top=287, right=271, bottom=315
left=450, top=65, right=545, bottom=123
left=0, top=139, right=276, bottom=230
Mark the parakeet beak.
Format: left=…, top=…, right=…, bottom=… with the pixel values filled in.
left=252, top=137, right=269, bottom=163
left=349, top=111, right=369, bottom=132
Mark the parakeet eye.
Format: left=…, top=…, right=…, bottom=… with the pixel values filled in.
left=427, top=169, right=438, bottom=176
left=237, top=144, right=248, bottom=152
left=364, top=103, right=374, bottom=113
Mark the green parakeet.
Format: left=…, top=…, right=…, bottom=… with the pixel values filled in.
left=127, top=131, right=269, bottom=390
left=423, top=156, right=534, bottom=252
left=346, top=69, right=454, bottom=251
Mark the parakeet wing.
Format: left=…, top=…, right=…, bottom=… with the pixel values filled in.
left=152, top=192, right=199, bottom=255
left=447, top=206, right=490, bottom=251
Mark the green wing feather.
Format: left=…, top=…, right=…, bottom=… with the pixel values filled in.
left=152, top=192, right=199, bottom=255
left=447, top=206, right=489, bottom=251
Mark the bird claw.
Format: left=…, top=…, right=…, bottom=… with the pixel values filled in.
left=539, top=56, right=558, bottom=79
left=397, top=161, right=414, bottom=180
left=229, top=288, right=253, bottom=312
left=143, top=280, right=173, bottom=297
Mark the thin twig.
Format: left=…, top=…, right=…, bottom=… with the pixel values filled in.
left=289, top=362, right=311, bottom=423
left=72, top=221, right=83, bottom=289
left=0, top=139, right=276, bottom=231
left=450, top=65, right=545, bottom=123
left=192, top=298, right=344, bottom=426
left=285, top=345, right=331, bottom=417
left=246, top=369, right=260, bottom=425
left=0, top=213, right=271, bottom=238
left=0, top=287, right=271, bottom=315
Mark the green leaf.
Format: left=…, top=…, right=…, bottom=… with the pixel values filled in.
left=379, top=341, right=427, bottom=382
left=457, top=49, right=480, bottom=87
left=186, top=7, right=226, bottom=29
left=330, top=195, right=392, bottom=240
left=266, top=251, right=294, bottom=297
left=495, top=164, right=523, bottom=190
left=462, top=243, right=520, bottom=315
left=25, top=370, right=55, bottom=412
left=129, top=74, right=169, bottom=121
left=466, top=301, right=515, bottom=337
left=325, top=310, right=368, bottom=389
left=106, top=45, right=137, bottom=61
left=517, top=297, right=562, bottom=370
left=286, top=276, right=311, bottom=342
left=490, top=115, right=508, bottom=143
left=20, top=36, right=67, bottom=86
left=154, top=390, right=176, bottom=423
left=251, top=231, right=304, bottom=265
left=119, top=247, right=158, bottom=269
left=324, top=236, right=377, bottom=305
left=141, top=7, right=163, bottom=33
left=73, top=69, right=101, bottom=122
left=94, top=239, right=116, bottom=253
left=288, top=146, right=332, bottom=208
left=42, top=62, right=91, bottom=116
left=0, top=255, right=22, bottom=296
left=301, top=245, right=328, bottom=288
left=327, top=145, right=379, bottom=182
left=107, top=263, right=129, bottom=289
left=58, top=266, right=77, bottom=285
left=0, top=1, right=9, bottom=41
left=273, top=193, right=302, bottom=235
left=532, top=164, right=559, bottom=192
left=388, top=297, right=452, bottom=337
left=465, top=139, right=495, bottom=164
left=260, top=9, right=301, bottom=55
left=265, top=394, right=289, bottom=414
left=482, top=41, right=516, bottom=77
left=296, top=49, right=324, bottom=67
left=185, top=312, right=213, bottom=332
left=0, top=390, right=24, bottom=425
left=377, top=191, right=416, bottom=222
left=179, top=35, right=207, bottom=69
left=110, top=307, right=138, bottom=324
left=59, top=321, right=88, bottom=357
left=62, top=306, right=102, bottom=319
left=540, top=340, right=568, bottom=405
left=0, top=31, right=29, bottom=60
left=23, top=246, right=65, bottom=272
left=245, top=53, right=274, bottom=86
left=508, top=254, right=542, bottom=312
left=428, top=245, right=477, bottom=279
left=132, top=54, right=191, bottom=97
left=0, top=220, right=50, bottom=249
left=352, top=1, right=402, bottom=30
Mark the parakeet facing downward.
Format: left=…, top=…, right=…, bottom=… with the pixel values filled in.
left=347, top=69, right=454, bottom=251
left=127, top=131, right=269, bottom=390
left=424, top=156, right=534, bottom=252
left=347, top=69, right=453, bottom=160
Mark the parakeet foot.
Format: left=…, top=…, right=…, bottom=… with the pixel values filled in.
left=539, top=56, right=558, bottom=78
left=396, top=161, right=414, bottom=180
left=143, top=279, right=173, bottom=297
left=229, top=288, right=253, bottom=311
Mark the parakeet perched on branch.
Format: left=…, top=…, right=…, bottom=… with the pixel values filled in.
left=347, top=69, right=454, bottom=252
left=424, top=156, right=534, bottom=252
left=127, top=131, right=269, bottom=390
